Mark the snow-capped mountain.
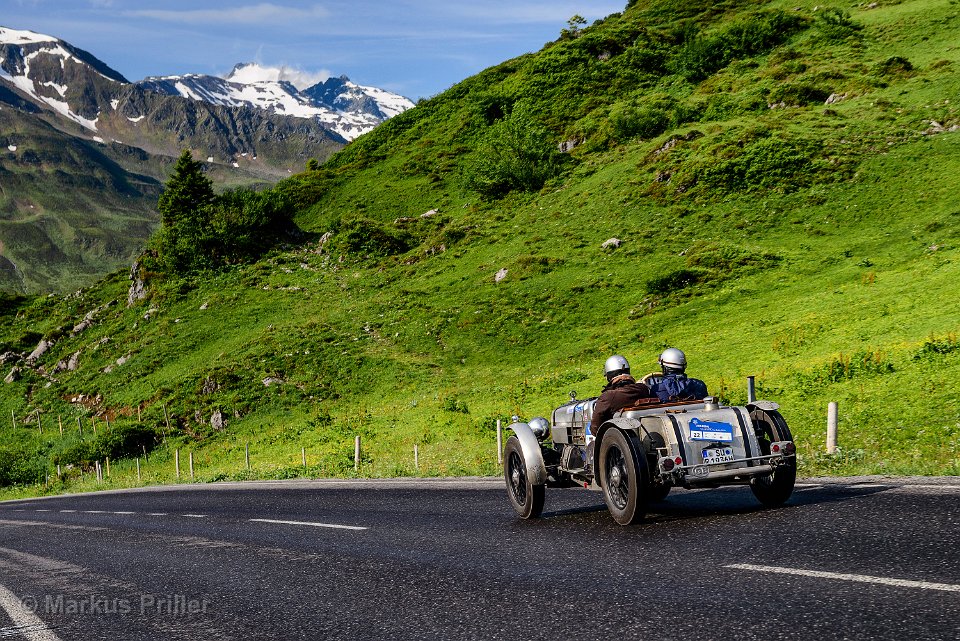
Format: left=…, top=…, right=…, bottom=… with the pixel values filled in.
left=139, top=63, right=414, bottom=141
left=1, top=25, right=412, bottom=292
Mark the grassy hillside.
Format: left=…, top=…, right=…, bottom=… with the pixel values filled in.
left=0, top=0, right=958, bottom=496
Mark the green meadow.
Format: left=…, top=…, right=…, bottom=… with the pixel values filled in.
left=1, top=0, right=958, bottom=497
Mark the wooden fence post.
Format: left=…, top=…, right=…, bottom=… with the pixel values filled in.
left=302, top=447, right=307, bottom=469
left=136, top=458, right=141, bottom=481
left=354, top=436, right=361, bottom=472
left=10, top=410, right=15, bottom=430
left=414, top=444, right=419, bottom=471
left=175, top=449, right=181, bottom=479
left=35, top=409, right=41, bottom=434
left=496, top=420, right=503, bottom=466
left=76, top=417, right=82, bottom=436
left=245, top=443, right=251, bottom=470
left=105, top=457, right=110, bottom=478
left=58, top=415, right=63, bottom=436
left=189, top=451, right=194, bottom=480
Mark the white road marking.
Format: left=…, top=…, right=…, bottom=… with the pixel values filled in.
left=726, top=563, right=960, bottom=593
left=181, top=514, right=207, bottom=518
left=0, top=583, right=62, bottom=641
left=848, top=483, right=890, bottom=488
left=113, top=512, right=135, bottom=515
left=249, top=518, right=368, bottom=531
left=34, top=510, right=49, bottom=512
left=146, top=513, right=168, bottom=516
left=58, top=510, right=76, bottom=513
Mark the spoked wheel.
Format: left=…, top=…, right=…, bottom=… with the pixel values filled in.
left=503, top=436, right=545, bottom=519
left=599, top=430, right=649, bottom=525
left=749, top=408, right=797, bottom=507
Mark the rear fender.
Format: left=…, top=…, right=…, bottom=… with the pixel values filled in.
left=507, top=422, right=547, bottom=486
left=594, top=418, right=645, bottom=471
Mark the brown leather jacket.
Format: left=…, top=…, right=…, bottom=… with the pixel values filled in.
left=590, top=375, right=655, bottom=433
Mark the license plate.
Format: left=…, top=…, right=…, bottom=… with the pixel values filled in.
left=689, top=418, right=734, bottom=442
left=702, top=447, right=734, bottom=465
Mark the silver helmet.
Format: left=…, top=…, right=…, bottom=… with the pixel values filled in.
left=603, top=354, right=631, bottom=382
left=659, top=347, right=687, bottom=373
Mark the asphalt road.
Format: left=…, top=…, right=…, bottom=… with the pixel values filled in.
left=0, top=477, right=957, bottom=640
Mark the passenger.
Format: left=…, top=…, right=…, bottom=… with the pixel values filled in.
left=647, top=347, right=708, bottom=402
left=590, top=355, right=656, bottom=431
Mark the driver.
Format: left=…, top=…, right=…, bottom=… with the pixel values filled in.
left=646, top=347, right=708, bottom=402
left=590, top=355, right=656, bottom=432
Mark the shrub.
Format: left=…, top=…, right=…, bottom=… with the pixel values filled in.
left=331, top=216, right=413, bottom=258
left=815, top=8, right=863, bottom=42
left=463, top=103, right=567, bottom=199
left=0, top=446, right=45, bottom=486
left=913, top=334, right=959, bottom=361
left=646, top=268, right=710, bottom=295
left=673, top=11, right=807, bottom=81
left=91, top=423, right=160, bottom=461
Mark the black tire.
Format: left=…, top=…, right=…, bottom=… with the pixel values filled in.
left=504, top=436, right=545, bottom=519
left=648, top=483, right=671, bottom=502
left=599, top=430, right=649, bottom=525
left=749, top=408, right=797, bottom=507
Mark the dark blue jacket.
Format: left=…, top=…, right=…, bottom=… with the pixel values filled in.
left=648, top=374, right=708, bottom=402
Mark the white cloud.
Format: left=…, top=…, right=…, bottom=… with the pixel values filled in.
left=124, top=3, right=330, bottom=26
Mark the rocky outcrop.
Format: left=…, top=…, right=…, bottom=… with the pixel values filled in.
left=127, top=259, right=148, bottom=306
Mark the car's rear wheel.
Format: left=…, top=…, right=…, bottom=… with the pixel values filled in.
left=749, top=408, right=797, bottom=506
left=504, top=436, right=545, bottom=519
left=599, top=430, right=649, bottom=525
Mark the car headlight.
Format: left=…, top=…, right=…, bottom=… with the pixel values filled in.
left=528, top=416, right=550, bottom=441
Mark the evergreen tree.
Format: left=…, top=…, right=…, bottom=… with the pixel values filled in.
left=154, top=150, right=216, bottom=273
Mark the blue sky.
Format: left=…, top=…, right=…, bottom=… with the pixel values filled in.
left=5, top=1, right=626, bottom=99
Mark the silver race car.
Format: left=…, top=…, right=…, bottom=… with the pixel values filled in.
left=503, top=392, right=797, bottom=525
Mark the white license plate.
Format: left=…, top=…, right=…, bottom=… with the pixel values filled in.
left=702, top=447, right=734, bottom=465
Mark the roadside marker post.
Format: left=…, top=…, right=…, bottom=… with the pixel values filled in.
left=189, top=451, right=194, bottom=480
left=175, top=449, right=181, bottom=479
left=136, top=458, right=141, bottom=481
left=245, top=443, right=251, bottom=470
left=354, top=436, right=361, bottom=472
left=827, top=402, right=838, bottom=454
left=496, top=420, right=503, bottom=466
left=414, top=444, right=419, bottom=471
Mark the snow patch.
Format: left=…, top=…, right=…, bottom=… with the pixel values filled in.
left=207, top=156, right=214, bottom=163
left=41, top=81, right=67, bottom=97
left=0, top=27, right=57, bottom=45
left=110, top=99, right=119, bottom=110
left=7, top=145, right=16, bottom=152
left=127, top=115, right=145, bottom=123
left=92, top=136, right=104, bottom=144
left=232, top=162, right=239, bottom=168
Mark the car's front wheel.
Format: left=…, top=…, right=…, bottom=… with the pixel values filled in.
left=599, top=430, right=649, bottom=525
left=504, top=436, right=545, bottom=519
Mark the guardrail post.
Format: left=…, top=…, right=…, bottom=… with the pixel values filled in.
left=496, top=420, right=503, bottom=466
left=827, top=402, right=838, bottom=454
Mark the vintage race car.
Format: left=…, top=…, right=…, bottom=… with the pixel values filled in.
left=503, top=390, right=797, bottom=525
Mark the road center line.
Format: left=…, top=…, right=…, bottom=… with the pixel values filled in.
left=181, top=514, right=207, bottom=518
left=58, top=510, right=76, bottom=513
left=0, top=583, right=62, bottom=641
left=249, top=518, right=368, bottom=531
left=726, top=563, right=960, bottom=593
